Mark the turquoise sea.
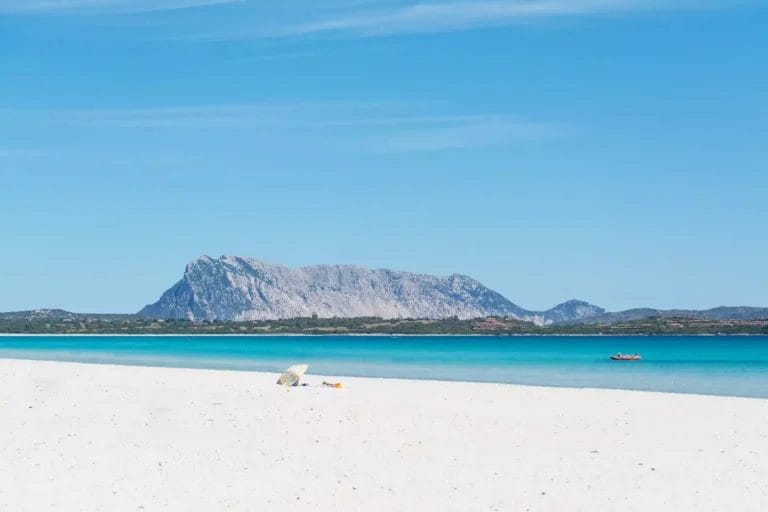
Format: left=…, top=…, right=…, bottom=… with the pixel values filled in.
left=1, top=335, right=767, bottom=398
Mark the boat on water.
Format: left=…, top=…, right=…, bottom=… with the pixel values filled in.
left=610, top=353, right=642, bottom=361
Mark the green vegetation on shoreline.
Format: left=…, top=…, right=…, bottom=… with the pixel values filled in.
left=1, top=315, right=767, bottom=335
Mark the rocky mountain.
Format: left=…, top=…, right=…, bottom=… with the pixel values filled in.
left=0, top=256, right=768, bottom=325
left=138, top=255, right=768, bottom=325
left=5, top=258, right=765, bottom=327
left=138, top=255, right=602, bottom=324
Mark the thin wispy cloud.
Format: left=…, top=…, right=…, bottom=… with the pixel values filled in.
left=272, top=0, right=635, bottom=38
left=0, top=0, right=240, bottom=14
left=39, top=103, right=404, bottom=129
left=59, top=104, right=317, bottom=128
left=189, top=0, right=738, bottom=41
left=2, top=104, right=572, bottom=152
left=378, top=119, right=571, bottom=152
left=233, top=50, right=327, bottom=64
left=0, top=0, right=747, bottom=40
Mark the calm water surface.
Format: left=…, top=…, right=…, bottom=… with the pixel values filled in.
left=1, top=335, right=767, bottom=398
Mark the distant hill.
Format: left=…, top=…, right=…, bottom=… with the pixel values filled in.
left=138, top=255, right=604, bottom=325
left=570, top=306, right=768, bottom=325
left=0, top=309, right=136, bottom=321
left=4, top=256, right=766, bottom=327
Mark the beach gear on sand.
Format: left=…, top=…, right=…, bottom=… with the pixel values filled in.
left=276, top=364, right=309, bottom=386
left=322, top=381, right=343, bottom=388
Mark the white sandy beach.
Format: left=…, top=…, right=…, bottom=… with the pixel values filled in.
left=1, top=359, right=766, bottom=511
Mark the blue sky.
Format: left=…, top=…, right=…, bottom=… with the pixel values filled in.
left=1, top=0, right=766, bottom=313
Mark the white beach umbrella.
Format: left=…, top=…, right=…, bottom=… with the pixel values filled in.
left=276, top=364, right=309, bottom=386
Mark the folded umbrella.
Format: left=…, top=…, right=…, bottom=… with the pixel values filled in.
left=276, top=364, right=309, bottom=386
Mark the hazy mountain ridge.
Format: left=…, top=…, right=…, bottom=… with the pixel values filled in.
left=571, top=306, right=768, bottom=325
left=137, top=255, right=768, bottom=325
left=5, top=256, right=766, bottom=325
left=538, top=299, right=606, bottom=324
left=0, top=309, right=135, bottom=321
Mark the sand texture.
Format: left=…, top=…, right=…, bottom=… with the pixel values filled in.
left=1, top=359, right=767, bottom=511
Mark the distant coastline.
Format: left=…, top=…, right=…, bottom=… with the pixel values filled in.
left=1, top=315, right=766, bottom=336
left=0, top=332, right=768, bottom=339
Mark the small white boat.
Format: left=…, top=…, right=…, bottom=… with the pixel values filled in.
left=610, top=353, right=641, bottom=361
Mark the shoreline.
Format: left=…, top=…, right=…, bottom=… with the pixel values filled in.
left=3, top=358, right=766, bottom=511
left=0, top=355, right=766, bottom=401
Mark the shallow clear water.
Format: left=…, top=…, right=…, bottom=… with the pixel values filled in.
left=1, top=335, right=767, bottom=398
